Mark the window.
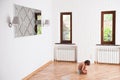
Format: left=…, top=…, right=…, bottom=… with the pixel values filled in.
left=60, top=12, right=72, bottom=44
left=101, top=11, right=116, bottom=45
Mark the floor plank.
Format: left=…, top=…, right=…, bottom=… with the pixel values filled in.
left=28, top=62, right=120, bottom=80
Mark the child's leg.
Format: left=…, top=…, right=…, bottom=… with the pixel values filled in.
left=78, top=70, right=81, bottom=74
left=82, top=70, right=87, bottom=74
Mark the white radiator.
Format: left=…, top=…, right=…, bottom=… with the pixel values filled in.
left=96, top=46, right=120, bottom=64
left=54, top=44, right=77, bottom=62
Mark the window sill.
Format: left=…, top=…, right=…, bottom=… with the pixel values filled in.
left=55, top=43, right=76, bottom=45
left=96, top=44, right=120, bottom=46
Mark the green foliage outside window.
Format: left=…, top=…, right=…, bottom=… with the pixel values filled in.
left=37, top=25, right=42, bottom=34
left=104, top=27, right=112, bottom=41
left=103, top=14, right=112, bottom=42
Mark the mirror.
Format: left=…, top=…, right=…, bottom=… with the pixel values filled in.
left=101, top=11, right=116, bottom=45
left=60, top=12, right=72, bottom=44
left=14, top=4, right=42, bottom=37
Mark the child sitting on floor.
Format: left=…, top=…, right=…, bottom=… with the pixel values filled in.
left=78, top=60, right=90, bottom=74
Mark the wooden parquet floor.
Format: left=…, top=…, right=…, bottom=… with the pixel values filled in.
left=29, top=62, right=120, bottom=80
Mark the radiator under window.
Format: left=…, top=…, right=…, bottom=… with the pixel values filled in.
left=54, top=44, right=77, bottom=62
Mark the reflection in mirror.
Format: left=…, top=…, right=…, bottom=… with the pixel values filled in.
left=14, top=4, right=42, bottom=37
left=101, top=11, right=115, bottom=45
left=60, top=12, right=72, bottom=44
left=35, top=13, right=42, bottom=34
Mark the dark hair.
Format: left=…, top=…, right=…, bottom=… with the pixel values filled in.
left=84, top=60, right=90, bottom=65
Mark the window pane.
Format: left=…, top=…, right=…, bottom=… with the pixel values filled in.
left=62, top=15, right=70, bottom=40
left=103, top=14, right=113, bottom=42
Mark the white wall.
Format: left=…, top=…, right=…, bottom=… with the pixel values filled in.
left=0, top=0, right=53, bottom=80
left=52, top=0, right=120, bottom=63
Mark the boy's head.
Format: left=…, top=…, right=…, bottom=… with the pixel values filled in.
left=84, top=60, right=90, bottom=66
